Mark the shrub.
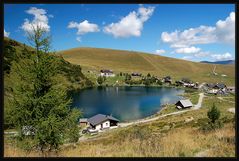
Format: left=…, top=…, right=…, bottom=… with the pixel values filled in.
left=200, top=103, right=223, bottom=132
left=207, top=103, right=220, bottom=124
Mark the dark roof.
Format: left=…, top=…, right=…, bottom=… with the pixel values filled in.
left=164, top=76, right=171, bottom=79
left=206, top=83, right=216, bottom=88
left=206, top=83, right=226, bottom=89
left=88, top=114, right=119, bottom=126
left=216, top=83, right=226, bottom=89
left=100, top=69, right=113, bottom=73
left=131, top=72, right=141, bottom=76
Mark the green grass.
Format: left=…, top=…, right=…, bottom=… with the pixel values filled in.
left=4, top=93, right=235, bottom=157
left=57, top=47, right=235, bottom=86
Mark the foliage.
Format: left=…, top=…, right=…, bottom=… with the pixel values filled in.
left=125, top=73, right=132, bottom=81
left=97, top=76, right=104, bottom=85
left=5, top=25, right=81, bottom=153
left=143, top=78, right=151, bottom=86
left=201, top=103, right=223, bottom=132
left=207, top=103, right=221, bottom=124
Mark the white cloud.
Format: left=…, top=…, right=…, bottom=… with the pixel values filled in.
left=161, top=12, right=235, bottom=47
left=211, top=52, right=233, bottom=61
left=161, top=26, right=217, bottom=47
left=194, top=51, right=210, bottom=58
left=4, top=29, right=10, bottom=37
left=67, top=20, right=99, bottom=35
left=104, top=6, right=155, bottom=38
left=215, top=12, right=235, bottom=45
left=76, top=37, right=81, bottom=42
left=155, top=49, right=165, bottom=54
left=21, top=7, right=50, bottom=33
left=175, top=46, right=201, bottom=54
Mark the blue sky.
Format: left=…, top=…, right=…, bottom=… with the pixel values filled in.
left=4, top=4, right=235, bottom=62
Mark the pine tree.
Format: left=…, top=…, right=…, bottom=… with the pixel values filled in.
left=97, top=76, right=104, bottom=85
left=207, top=103, right=221, bottom=124
left=8, top=24, right=81, bottom=154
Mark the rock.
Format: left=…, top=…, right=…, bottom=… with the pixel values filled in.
left=185, top=116, right=194, bottom=123
left=162, top=125, right=170, bottom=130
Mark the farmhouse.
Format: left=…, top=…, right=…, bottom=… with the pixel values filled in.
left=163, top=76, right=172, bottom=84
left=131, top=72, right=142, bottom=77
left=79, top=118, right=88, bottom=126
left=205, top=83, right=227, bottom=94
left=88, top=114, right=119, bottom=131
left=100, top=69, right=115, bottom=77
left=175, top=99, right=193, bottom=109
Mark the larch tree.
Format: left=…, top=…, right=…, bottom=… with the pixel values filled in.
left=8, top=24, right=81, bottom=155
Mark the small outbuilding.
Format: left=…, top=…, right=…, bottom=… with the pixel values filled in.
left=175, top=99, right=193, bottom=109
left=79, top=118, right=88, bottom=126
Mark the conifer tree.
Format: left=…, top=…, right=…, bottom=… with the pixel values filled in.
left=8, top=24, right=81, bottom=154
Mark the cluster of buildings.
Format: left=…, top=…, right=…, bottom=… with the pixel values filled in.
left=175, top=78, right=199, bottom=89
left=203, top=83, right=235, bottom=95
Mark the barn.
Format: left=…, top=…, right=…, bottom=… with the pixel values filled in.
left=175, top=99, right=193, bottom=109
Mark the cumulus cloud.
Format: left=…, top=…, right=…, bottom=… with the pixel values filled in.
left=175, top=46, right=201, bottom=54
left=194, top=51, right=210, bottom=58
left=104, top=6, right=155, bottom=38
left=155, top=49, right=165, bottom=54
left=211, top=52, right=233, bottom=61
left=215, top=12, right=235, bottom=45
left=161, top=12, right=235, bottom=47
left=4, top=29, right=10, bottom=37
left=67, top=20, right=99, bottom=35
left=21, top=7, right=50, bottom=33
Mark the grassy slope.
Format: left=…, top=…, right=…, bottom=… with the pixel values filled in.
left=57, top=47, right=235, bottom=86
left=3, top=37, right=93, bottom=92
left=4, top=93, right=235, bottom=157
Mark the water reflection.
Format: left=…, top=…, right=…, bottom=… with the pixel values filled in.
left=72, top=86, right=184, bottom=121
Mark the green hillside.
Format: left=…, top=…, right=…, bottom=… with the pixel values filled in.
left=3, top=37, right=93, bottom=94
left=58, top=47, right=235, bottom=86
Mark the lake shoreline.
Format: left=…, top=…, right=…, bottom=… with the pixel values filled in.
left=72, top=86, right=187, bottom=122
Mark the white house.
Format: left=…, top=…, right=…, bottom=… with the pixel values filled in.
left=100, top=69, right=115, bottom=77
left=87, top=114, right=119, bottom=131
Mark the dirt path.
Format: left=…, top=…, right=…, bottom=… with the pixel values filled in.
left=192, top=93, right=205, bottom=109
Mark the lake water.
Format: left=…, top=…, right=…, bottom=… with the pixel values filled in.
left=71, top=86, right=185, bottom=122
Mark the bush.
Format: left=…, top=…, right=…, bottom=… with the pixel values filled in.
left=97, top=76, right=104, bottom=85
left=207, top=103, right=220, bottom=124
left=200, top=103, right=223, bottom=132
